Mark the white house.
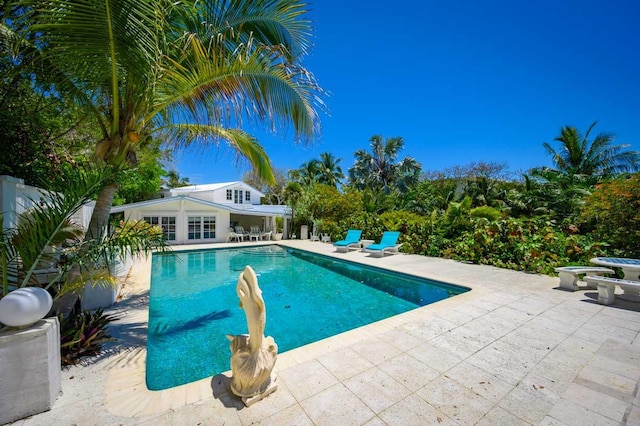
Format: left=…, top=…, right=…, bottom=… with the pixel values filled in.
left=110, top=181, right=291, bottom=245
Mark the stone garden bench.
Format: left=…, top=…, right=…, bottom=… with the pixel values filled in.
left=584, top=276, right=640, bottom=305
left=555, top=266, right=615, bottom=291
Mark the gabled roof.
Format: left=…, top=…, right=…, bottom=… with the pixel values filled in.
left=109, top=195, right=289, bottom=217
left=167, top=181, right=265, bottom=197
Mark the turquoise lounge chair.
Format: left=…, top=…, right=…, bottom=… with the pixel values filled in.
left=365, top=231, right=402, bottom=257
left=333, top=229, right=363, bottom=253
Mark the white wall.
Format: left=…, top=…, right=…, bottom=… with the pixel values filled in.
left=1, top=176, right=95, bottom=233
left=1, top=175, right=48, bottom=229
left=212, top=183, right=261, bottom=205
left=70, top=201, right=95, bottom=232
left=123, top=199, right=232, bottom=244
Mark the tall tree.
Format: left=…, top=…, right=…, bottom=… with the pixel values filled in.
left=162, top=170, right=190, bottom=189
left=348, top=135, right=421, bottom=194
left=242, top=168, right=288, bottom=205
left=113, top=143, right=167, bottom=204
left=289, top=152, right=344, bottom=188
left=289, top=160, right=321, bottom=187
left=543, top=122, right=639, bottom=178
left=1, top=0, right=324, bottom=241
left=0, top=59, right=99, bottom=186
left=315, top=152, right=345, bottom=187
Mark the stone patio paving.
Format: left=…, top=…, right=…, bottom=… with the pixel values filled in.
left=11, top=240, right=640, bottom=425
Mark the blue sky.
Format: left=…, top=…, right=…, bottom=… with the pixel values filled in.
left=174, top=0, right=640, bottom=184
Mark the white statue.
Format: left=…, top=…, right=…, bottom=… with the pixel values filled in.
left=226, top=266, right=278, bottom=406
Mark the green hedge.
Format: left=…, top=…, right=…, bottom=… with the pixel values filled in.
left=335, top=210, right=608, bottom=275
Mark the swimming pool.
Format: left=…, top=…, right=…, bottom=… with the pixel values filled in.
left=146, top=245, right=469, bottom=390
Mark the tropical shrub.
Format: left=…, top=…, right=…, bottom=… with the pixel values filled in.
left=59, top=307, right=118, bottom=366
left=318, top=211, right=379, bottom=243
left=378, top=211, right=428, bottom=253
left=444, top=217, right=606, bottom=274
left=441, top=196, right=473, bottom=237
left=580, top=174, right=640, bottom=257
left=469, top=206, right=503, bottom=221
left=295, top=184, right=363, bottom=228
left=0, top=166, right=166, bottom=316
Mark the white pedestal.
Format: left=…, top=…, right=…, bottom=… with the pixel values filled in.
left=82, top=282, right=119, bottom=310
left=361, top=239, right=375, bottom=250
left=0, top=318, right=61, bottom=424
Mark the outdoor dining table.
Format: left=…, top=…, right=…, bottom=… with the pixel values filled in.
left=590, top=257, right=640, bottom=298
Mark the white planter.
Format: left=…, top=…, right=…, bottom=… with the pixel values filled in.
left=82, top=281, right=120, bottom=310
left=81, top=257, right=132, bottom=310
left=0, top=287, right=53, bottom=328
left=273, top=233, right=283, bottom=241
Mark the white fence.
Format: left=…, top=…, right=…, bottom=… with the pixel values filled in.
left=0, top=175, right=94, bottom=231
left=0, top=175, right=48, bottom=229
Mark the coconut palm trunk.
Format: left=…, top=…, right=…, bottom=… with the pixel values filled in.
left=52, top=182, right=118, bottom=314
left=87, top=183, right=119, bottom=242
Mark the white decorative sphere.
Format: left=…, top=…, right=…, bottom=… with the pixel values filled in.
left=0, top=287, right=53, bottom=327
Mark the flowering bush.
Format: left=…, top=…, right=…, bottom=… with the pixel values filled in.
left=580, top=174, right=640, bottom=257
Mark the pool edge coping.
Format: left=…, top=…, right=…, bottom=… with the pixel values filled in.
left=101, top=240, right=529, bottom=417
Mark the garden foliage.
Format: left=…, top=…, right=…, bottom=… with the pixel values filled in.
left=291, top=173, right=636, bottom=275
left=580, top=174, right=640, bottom=257
left=59, top=307, right=117, bottom=366
left=286, top=128, right=637, bottom=275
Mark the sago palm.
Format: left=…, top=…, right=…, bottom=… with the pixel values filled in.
left=1, top=0, right=324, bottom=241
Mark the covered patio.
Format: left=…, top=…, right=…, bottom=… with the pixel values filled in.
left=229, top=207, right=292, bottom=241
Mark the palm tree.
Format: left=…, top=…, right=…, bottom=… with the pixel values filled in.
left=162, top=170, right=190, bottom=189
left=283, top=181, right=303, bottom=237
left=528, top=167, right=593, bottom=218
left=348, top=135, right=421, bottom=193
left=315, top=152, right=345, bottom=187
left=464, top=176, right=507, bottom=208
left=543, top=122, right=639, bottom=178
left=2, top=0, right=324, bottom=242
left=289, top=160, right=321, bottom=187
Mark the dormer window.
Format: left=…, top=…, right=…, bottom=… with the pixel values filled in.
left=234, top=189, right=243, bottom=204
left=226, top=189, right=232, bottom=200
left=245, top=191, right=251, bottom=202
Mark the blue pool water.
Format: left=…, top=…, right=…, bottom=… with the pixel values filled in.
left=146, top=245, right=469, bottom=390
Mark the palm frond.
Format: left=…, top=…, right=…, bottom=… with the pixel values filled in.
left=14, top=0, right=166, bottom=136
left=162, top=123, right=275, bottom=183
left=96, top=219, right=167, bottom=263
left=154, top=32, right=322, bottom=142
left=178, top=0, right=313, bottom=60
left=0, top=220, right=19, bottom=295
left=23, top=0, right=163, bottom=82
left=11, top=167, right=111, bottom=288
left=545, top=122, right=639, bottom=177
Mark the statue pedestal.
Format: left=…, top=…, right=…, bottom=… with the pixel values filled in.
left=0, top=318, right=61, bottom=424
left=241, top=375, right=278, bottom=407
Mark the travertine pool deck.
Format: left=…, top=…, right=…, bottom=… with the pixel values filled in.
left=13, top=241, right=640, bottom=425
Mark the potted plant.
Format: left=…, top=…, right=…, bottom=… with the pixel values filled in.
left=273, top=217, right=284, bottom=240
